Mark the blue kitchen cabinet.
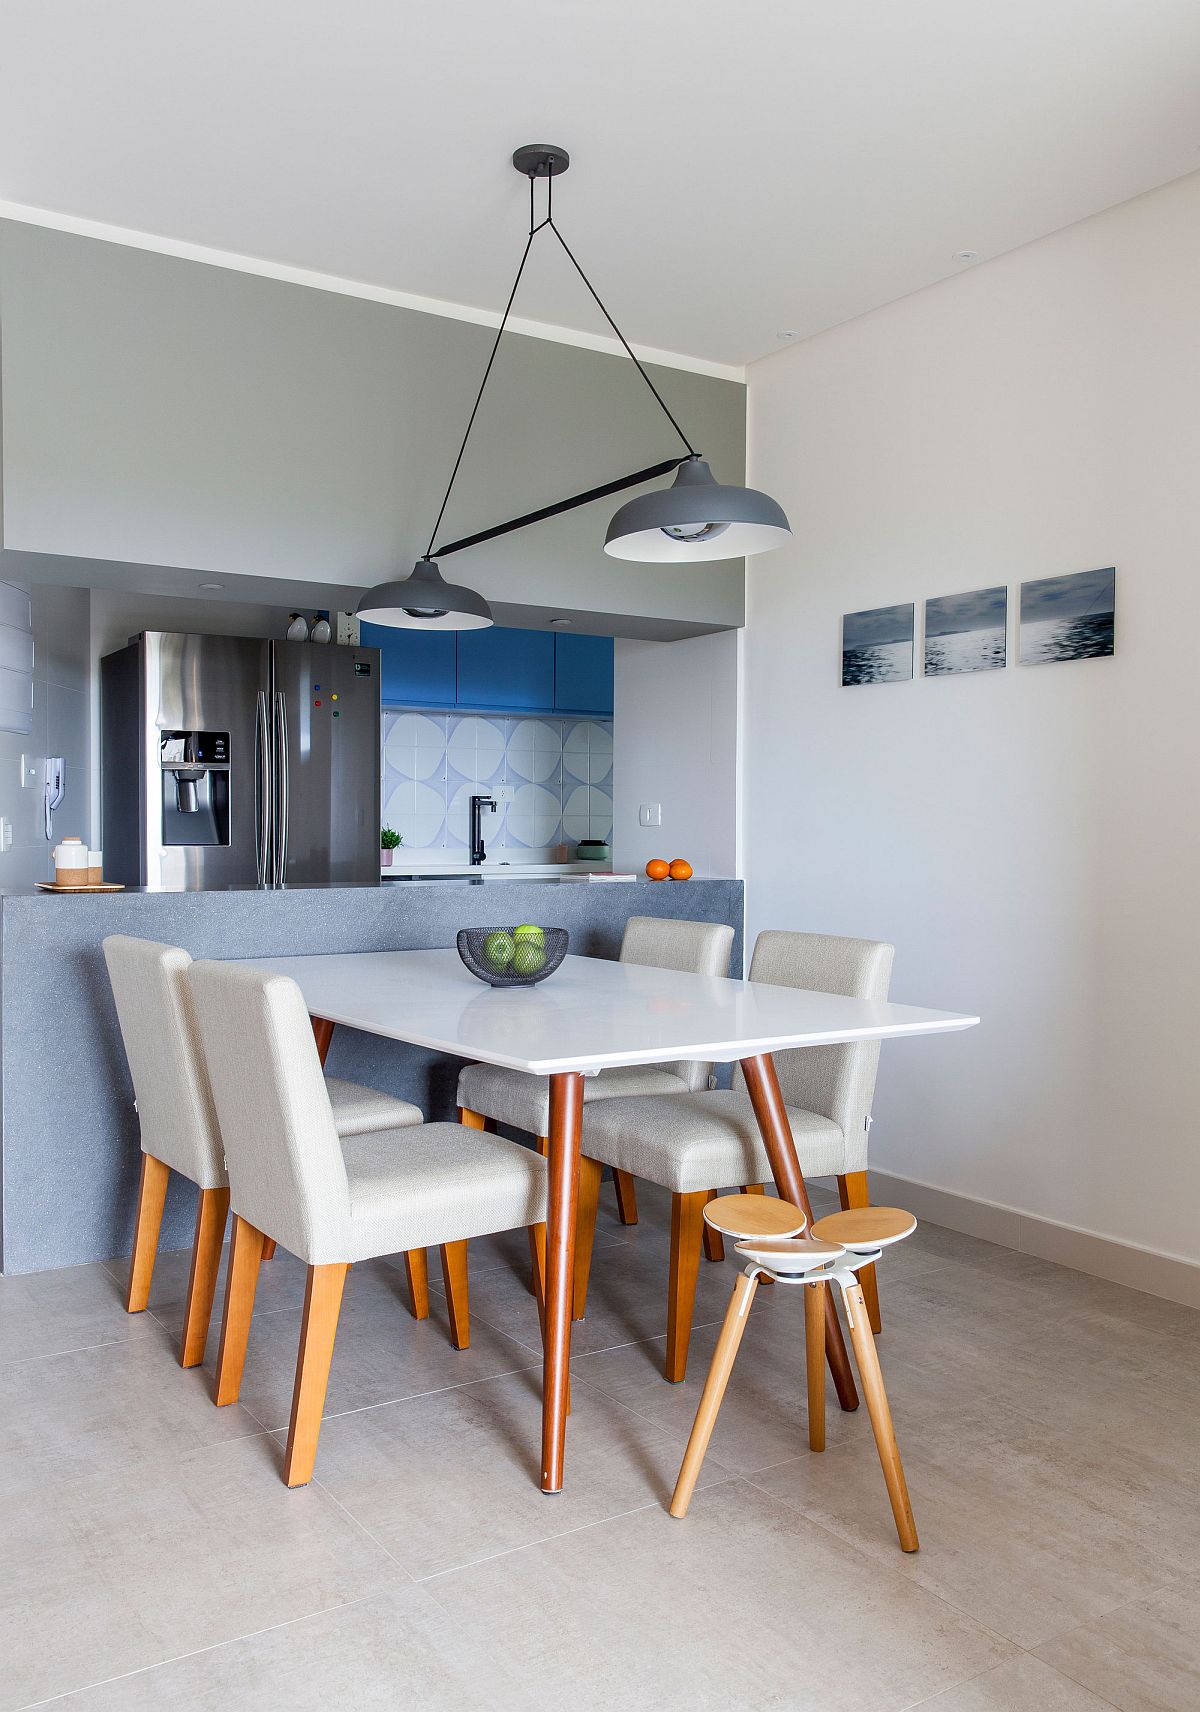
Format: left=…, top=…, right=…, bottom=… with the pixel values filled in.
left=361, top=622, right=457, bottom=708
left=455, top=626, right=555, bottom=711
left=554, top=633, right=614, bottom=715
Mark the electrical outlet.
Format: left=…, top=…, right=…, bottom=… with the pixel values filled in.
left=490, top=785, right=517, bottom=805
left=639, top=802, right=661, bottom=827
left=19, top=754, right=39, bottom=788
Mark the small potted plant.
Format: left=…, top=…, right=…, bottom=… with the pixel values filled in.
left=380, top=826, right=403, bottom=868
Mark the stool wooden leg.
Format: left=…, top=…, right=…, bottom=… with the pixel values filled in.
left=126, top=1153, right=170, bottom=1313
left=283, top=1262, right=348, bottom=1487
left=180, top=1186, right=230, bottom=1368
left=838, top=1172, right=881, bottom=1332
left=573, top=1156, right=602, bottom=1319
left=261, top=1239, right=277, bottom=1261
left=666, top=1190, right=707, bottom=1382
left=214, top=1216, right=265, bottom=1406
left=670, top=1271, right=759, bottom=1518
left=403, top=1248, right=430, bottom=1320
left=613, top=1169, right=639, bottom=1225
left=843, top=1279, right=918, bottom=1552
left=804, top=1279, right=826, bottom=1452
left=702, top=1190, right=725, bottom=1262
left=440, top=1240, right=470, bottom=1350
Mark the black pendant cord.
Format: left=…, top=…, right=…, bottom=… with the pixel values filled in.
left=426, top=168, right=696, bottom=559
left=545, top=217, right=696, bottom=457
left=423, top=227, right=537, bottom=559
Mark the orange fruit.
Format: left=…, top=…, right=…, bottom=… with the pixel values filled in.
left=668, top=858, right=693, bottom=881
left=645, top=858, right=670, bottom=881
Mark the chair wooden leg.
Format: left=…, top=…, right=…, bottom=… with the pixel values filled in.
left=666, top=1190, right=708, bottom=1382
left=742, top=1183, right=766, bottom=1195
left=261, top=1239, right=277, bottom=1261
left=214, top=1215, right=265, bottom=1406
left=126, top=1153, right=170, bottom=1313
left=612, top=1168, right=639, bottom=1225
left=702, top=1190, right=725, bottom=1262
left=804, top=1279, right=826, bottom=1452
left=440, top=1240, right=470, bottom=1349
left=403, top=1249, right=429, bottom=1320
left=843, top=1279, right=918, bottom=1552
left=283, top=1262, right=349, bottom=1488
left=670, top=1271, right=758, bottom=1518
left=573, top=1156, right=602, bottom=1320
left=459, top=1106, right=487, bottom=1130
left=839, top=1171, right=881, bottom=1333
left=180, top=1186, right=230, bottom=1368
left=535, top=1135, right=549, bottom=1156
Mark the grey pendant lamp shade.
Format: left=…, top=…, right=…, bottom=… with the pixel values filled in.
left=604, top=456, right=791, bottom=562
left=355, top=558, right=493, bottom=630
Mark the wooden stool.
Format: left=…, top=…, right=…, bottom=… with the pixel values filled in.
left=670, top=1198, right=920, bottom=1553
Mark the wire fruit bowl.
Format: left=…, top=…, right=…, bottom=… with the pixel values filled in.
left=457, top=926, right=569, bottom=988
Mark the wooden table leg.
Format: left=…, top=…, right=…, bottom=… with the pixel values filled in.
left=740, top=1052, right=860, bottom=1413
left=542, top=1070, right=583, bottom=1493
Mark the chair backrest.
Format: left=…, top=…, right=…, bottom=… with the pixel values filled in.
left=187, top=960, right=352, bottom=1264
left=619, top=915, right=735, bottom=1090
left=102, top=935, right=225, bottom=1189
left=734, top=932, right=895, bottom=1148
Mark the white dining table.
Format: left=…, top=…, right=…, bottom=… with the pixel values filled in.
left=241, top=947, right=979, bottom=1493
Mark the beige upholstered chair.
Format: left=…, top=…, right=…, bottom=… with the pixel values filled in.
left=578, top=931, right=895, bottom=1380
left=104, top=935, right=423, bottom=1366
left=455, top=914, right=736, bottom=1317
left=188, top=959, right=548, bottom=1486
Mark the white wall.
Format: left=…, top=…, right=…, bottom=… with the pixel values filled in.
left=613, top=630, right=740, bottom=886
left=745, top=171, right=1200, bottom=1270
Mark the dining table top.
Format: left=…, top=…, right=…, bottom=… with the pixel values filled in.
left=239, top=947, right=980, bottom=1074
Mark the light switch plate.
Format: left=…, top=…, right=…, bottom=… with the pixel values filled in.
left=639, top=802, right=662, bottom=827
left=20, top=754, right=39, bottom=788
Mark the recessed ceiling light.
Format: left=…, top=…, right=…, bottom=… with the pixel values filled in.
left=549, top=617, right=573, bottom=628
left=952, top=251, right=980, bottom=263
left=199, top=581, right=223, bottom=590
left=775, top=330, right=801, bottom=341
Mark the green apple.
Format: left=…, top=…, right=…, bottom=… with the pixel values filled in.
left=513, top=923, right=545, bottom=944
left=483, top=929, right=515, bottom=968
left=512, top=940, right=547, bottom=976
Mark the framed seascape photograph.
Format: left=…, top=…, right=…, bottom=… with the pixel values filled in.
left=924, top=586, right=1007, bottom=676
left=1020, top=567, right=1115, bottom=665
left=841, top=602, right=915, bottom=686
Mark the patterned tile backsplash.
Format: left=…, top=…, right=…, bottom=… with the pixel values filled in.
left=381, top=711, right=614, bottom=861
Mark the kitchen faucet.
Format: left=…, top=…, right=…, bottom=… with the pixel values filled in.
left=469, top=794, right=496, bottom=866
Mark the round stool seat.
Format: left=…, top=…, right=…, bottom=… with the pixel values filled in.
left=810, top=1207, right=916, bottom=1253
left=703, top=1193, right=806, bottom=1241
left=733, top=1236, right=845, bottom=1277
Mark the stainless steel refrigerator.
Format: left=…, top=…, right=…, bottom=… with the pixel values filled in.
left=101, top=631, right=381, bottom=890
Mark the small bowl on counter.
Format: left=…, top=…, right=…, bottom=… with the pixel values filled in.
left=575, top=840, right=610, bottom=863
left=457, top=926, right=569, bottom=988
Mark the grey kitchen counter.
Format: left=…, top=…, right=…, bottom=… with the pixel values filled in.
left=0, top=878, right=743, bottom=1273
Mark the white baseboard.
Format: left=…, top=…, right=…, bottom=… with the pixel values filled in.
left=865, top=1169, right=1200, bottom=1311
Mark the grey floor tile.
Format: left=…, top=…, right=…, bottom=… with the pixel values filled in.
left=1035, top=1577, right=1200, bottom=1711
left=0, top=1433, right=402, bottom=1711
left=0, top=1327, right=262, bottom=1499
left=0, top=1261, right=158, bottom=1365
left=911, top=1652, right=1118, bottom=1708
left=197, top=1257, right=541, bottom=1432
left=426, top=1480, right=1014, bottom=1712
left=752, top=1411, right=1196, bottom=1649
left=32, top=1582, right=520, bottom=1712
left=307, top=1366, right=731, bottom=1579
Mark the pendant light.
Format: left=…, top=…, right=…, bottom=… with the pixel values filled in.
left=356, top=144, right=790, bottom=628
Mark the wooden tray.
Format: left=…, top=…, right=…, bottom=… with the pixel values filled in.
left=35, top=880, right=125, bottom=893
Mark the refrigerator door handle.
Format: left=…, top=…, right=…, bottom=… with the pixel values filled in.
left=273, top=689, right=289, bottom=886
left=255, top=690, right=272, bottom=888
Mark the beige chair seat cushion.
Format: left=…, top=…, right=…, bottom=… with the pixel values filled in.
left=581, top=1089, right=846, bottom=1194
left=340, top=1125, right=548, bottom=1262
left=456, top=1060, right=689, bottom=1137
left=324, top=1077, right=422, bottom=1138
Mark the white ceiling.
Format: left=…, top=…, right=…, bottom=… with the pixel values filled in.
left=2, top=0, right=1198, bottom=370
